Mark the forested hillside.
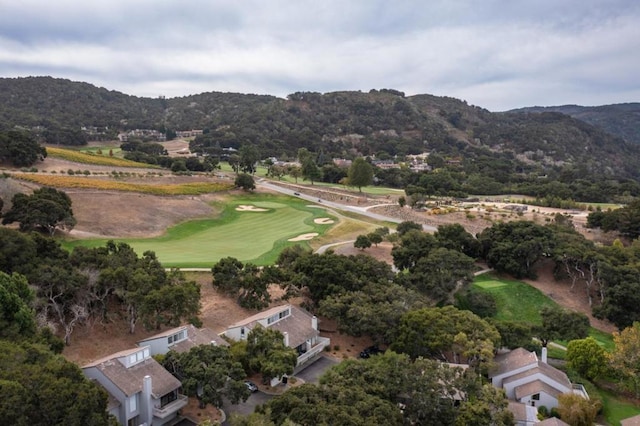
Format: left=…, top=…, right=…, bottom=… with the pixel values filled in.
left=1, top=76, right=639, bottom=181
left=511, top=103, right=640, bottom=146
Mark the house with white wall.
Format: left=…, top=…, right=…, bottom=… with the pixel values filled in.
left=137, top=324, right=228, bottom=356
left=490, top=347, right=588, bottom=410
left=83, top=346, right=188, bottom=426
left=224, top=304, right=330, bottom=382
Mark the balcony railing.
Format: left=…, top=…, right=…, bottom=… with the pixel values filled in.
left=296, top=337, right=330, bottom=367
left=153, top=394, right=188, bottom=419
left=572, top=384, right=589, bottom=400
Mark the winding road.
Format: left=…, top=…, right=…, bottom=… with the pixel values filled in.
left=258, top=180, right=437, bottom=232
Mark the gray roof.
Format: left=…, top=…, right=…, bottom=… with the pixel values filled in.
left=83, top=349, right=181, bottom=398
left=490, top=347, right=537, bottom=377
left=172, top=325, right=229, bottom=352
left=538, top=418, right=570, bottom=426
left=514, top=379, right=563, bottom=400
left=503, top=361, right=571, bottom=391
left=138, top=324, right=229, bottom=352
left=228, top=304, right=318, bottom=349
left=621, top=414, right=640, bottom=426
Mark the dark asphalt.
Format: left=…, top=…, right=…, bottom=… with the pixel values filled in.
left=221, top=355, right=339, bottom=424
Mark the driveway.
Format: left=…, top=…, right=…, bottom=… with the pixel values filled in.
left=294, top=355, right=339, bottom=384
left=221, top=355, right=339, bottom=424
left=221, top=391, right=273, bottom=425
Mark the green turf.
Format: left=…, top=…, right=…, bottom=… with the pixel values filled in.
left=598, top=388, right=640, bottom=426
left=63, top=194, right=336, bottom=267
left=472, top=273, right=559, bottom=324
left=474, top=273, right=614, bottom=351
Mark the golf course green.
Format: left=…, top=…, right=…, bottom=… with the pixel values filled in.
left=64, top=194, right=337, bottom=267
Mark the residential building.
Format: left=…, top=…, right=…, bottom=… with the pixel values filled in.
left=83, top=346, right=188, bottom=426
left=490, top=347, right=589, bottom=410
left=223, top=304, right=330, bottom=384
left=621, top=414, right=640, bottom=426
left=137, top=324, right=229, bottom=356
left=508, top=401, right=539, bottom=426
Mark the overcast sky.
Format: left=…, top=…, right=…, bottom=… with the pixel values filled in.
left=1, top=0, right=638, bottom=111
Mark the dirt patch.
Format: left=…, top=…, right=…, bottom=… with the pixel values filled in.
left=180, top=396, right=222, bottom=424
left=522, top=261, right=618, bottom=333
left=288, top=233, right=319, bottom=241
left=67, top=191, right=217, bottom=238
left=333, top=241, right=395, bottom=266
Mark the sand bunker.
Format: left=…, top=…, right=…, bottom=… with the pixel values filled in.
left=235, top=205, right=268, bottom=212
left=288, top=233, right=319, bottom=241
left=314, top=217, right=335, bottom=224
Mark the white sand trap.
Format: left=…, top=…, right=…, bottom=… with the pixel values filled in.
left=314, top=217, right=335, bottom=224
left=235, top=205, right=268, bottom=212
left=288, top=233, right=319, bottom=241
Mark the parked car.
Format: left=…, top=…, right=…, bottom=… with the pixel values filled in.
left=293, top=192, right=300, bottom=196
left=245, top=381, right=258, bottom=392
left=359, top=345, right=383, bottom=359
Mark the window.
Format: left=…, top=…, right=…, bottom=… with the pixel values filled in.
left=160, top=390, right=178, bottom=408
left=267, top=309, right=290, bottom=325
left=129, top=394, right=137, bottom=413
left=532, top=393, right=540, bottom=401
left=168, top=330, right=187, bottom=345
left=127, top=416, right=139, bottom=426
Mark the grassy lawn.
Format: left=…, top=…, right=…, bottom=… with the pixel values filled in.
left=64, top=194, right=337, bottom=267
left=473, top=273, right=614, bottom=350
left=598, top=388, right=640, bottom=426
left=473, top=274, right=558, bottom=324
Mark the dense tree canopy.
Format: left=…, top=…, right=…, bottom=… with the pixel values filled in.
left=2, top=187, right=76, bottom=236
left=391, top=306, right=500, bottom=367
left=163, top=344, right=248, bottom=408
left=347, top=157, right=374, bottom=192
left=478, top=221, right=555, bottom=279
left=0, top=130, right=47, bottom=167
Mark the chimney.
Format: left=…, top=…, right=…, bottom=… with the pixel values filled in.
left=312, top=315, right=318, bottom=331
left=142, top=375, right=153, bottom=426
left=283, top=331, right=289, bottom=347
left=541, top=347, right=548, bottom=363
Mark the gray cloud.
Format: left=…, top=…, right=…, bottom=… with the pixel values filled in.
left=1, top=0, right=638, bottom=110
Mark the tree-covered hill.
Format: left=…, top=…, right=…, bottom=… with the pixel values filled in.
left=511, top=103, right=640, bottom=146
left=1, top=76, right=639, bottom=180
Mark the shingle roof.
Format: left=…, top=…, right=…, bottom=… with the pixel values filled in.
left=621, top=414, right=640, bottom=426
left=538, top=418, right=570, bottom=426
left=227, top=304, right=317, bottom=349
left=138, top=324, right=229, bottom=352
left=490, top=347, right=538, bottom=378
left=83, top=350, right=181, bottom=398
left=171, top=325, right=229, bottom=352
left=507, top=401, right=526, bottom=422
left=228, top=305, right=290, bottom=328
left=503, top=361, right=571, bottom=391
left=514, top=379, right=563, bottom=400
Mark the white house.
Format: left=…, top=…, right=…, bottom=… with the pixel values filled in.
left=490, top=347, right=589, bottom=410
left=137, top=324, right=228, bottom=356
left=224, top=304, right=330, bottom=383
left=83, top=346, right=188, bottom=426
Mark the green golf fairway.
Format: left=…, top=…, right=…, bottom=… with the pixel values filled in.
left=64, top=195, right=336, bottom=267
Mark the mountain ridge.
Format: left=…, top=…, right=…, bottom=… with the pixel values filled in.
left=1, top=76, right=639, bottom=180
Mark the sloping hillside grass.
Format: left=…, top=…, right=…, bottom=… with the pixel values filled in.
left=64, top=194, right=337, bottom=267
left=473, top=273, right=614, bottom=349
left=46, top=146, right=156, bottom=168
left=12, top=174, right=233, bottom=195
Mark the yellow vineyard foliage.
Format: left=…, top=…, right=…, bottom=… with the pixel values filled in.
left=46, top=147, right=157, bottom=168
left=13, top=174, right=233, bottom=195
